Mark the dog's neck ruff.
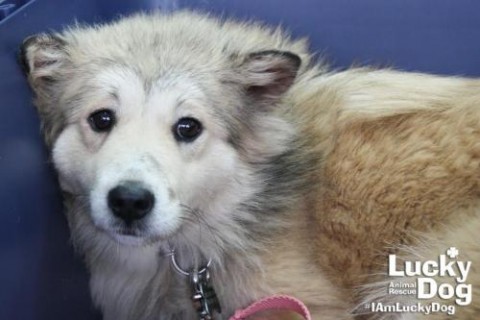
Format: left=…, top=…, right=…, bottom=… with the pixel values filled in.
left=167, top=249, right=311, bottom=320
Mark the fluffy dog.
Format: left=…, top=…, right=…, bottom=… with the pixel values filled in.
left=20, top=11, right=480, bottom=319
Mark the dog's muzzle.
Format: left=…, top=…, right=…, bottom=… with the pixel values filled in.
left=107, top=181, right=155, bottom=225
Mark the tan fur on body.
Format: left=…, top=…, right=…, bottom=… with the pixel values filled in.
left=284, top=70, right=480, bottom=318
left=293, top=70, right=480, bottom=285
left=20, top=12, right=480, bottom=319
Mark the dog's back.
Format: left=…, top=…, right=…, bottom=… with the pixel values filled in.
left=291, top=69, right=480, bottom=318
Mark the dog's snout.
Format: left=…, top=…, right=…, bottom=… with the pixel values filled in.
left=108, top=182, right=155, bottom=224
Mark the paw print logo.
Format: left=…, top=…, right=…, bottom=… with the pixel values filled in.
left=446, top=247, right=459, bottom=259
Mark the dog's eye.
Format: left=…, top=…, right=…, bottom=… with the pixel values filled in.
left=173, top=117, right=202, bottom=142
left=88, top=109, right=115, bottom=132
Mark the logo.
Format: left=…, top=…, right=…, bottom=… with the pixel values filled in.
left=366, top=247, right=472, bottom=316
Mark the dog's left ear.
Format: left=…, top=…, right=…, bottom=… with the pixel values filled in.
left=237, top=50, right=301, bottom=103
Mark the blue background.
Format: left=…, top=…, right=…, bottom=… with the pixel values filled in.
left=1, top=0, right=479, bottom=319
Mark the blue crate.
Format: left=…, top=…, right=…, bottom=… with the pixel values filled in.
left=1, top=1, right=479, bottom=319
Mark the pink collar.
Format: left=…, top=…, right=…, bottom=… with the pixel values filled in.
left=230, top=295, right=311, bottom=320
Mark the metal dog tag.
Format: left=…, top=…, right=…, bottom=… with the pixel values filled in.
left=191, top=269, right=221, bottom=320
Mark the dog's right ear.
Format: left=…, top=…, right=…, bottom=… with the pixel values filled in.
left=19, top=33, right=68, bottom=93
left=19, top=34, right=70, bottom=147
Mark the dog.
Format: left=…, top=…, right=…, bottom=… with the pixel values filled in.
left=20, top=11, right=480, bottom=319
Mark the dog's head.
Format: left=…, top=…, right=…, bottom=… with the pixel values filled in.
left=20, top=13, right=306, bottom=249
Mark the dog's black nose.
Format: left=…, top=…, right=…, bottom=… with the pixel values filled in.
left=108, top=182, right=154, bottom=224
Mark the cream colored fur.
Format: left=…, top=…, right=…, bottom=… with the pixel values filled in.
left=21, top=11, right=480, bottom=320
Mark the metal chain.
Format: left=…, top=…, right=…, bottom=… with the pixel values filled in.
left=167, top=249, right=221, bottom=320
